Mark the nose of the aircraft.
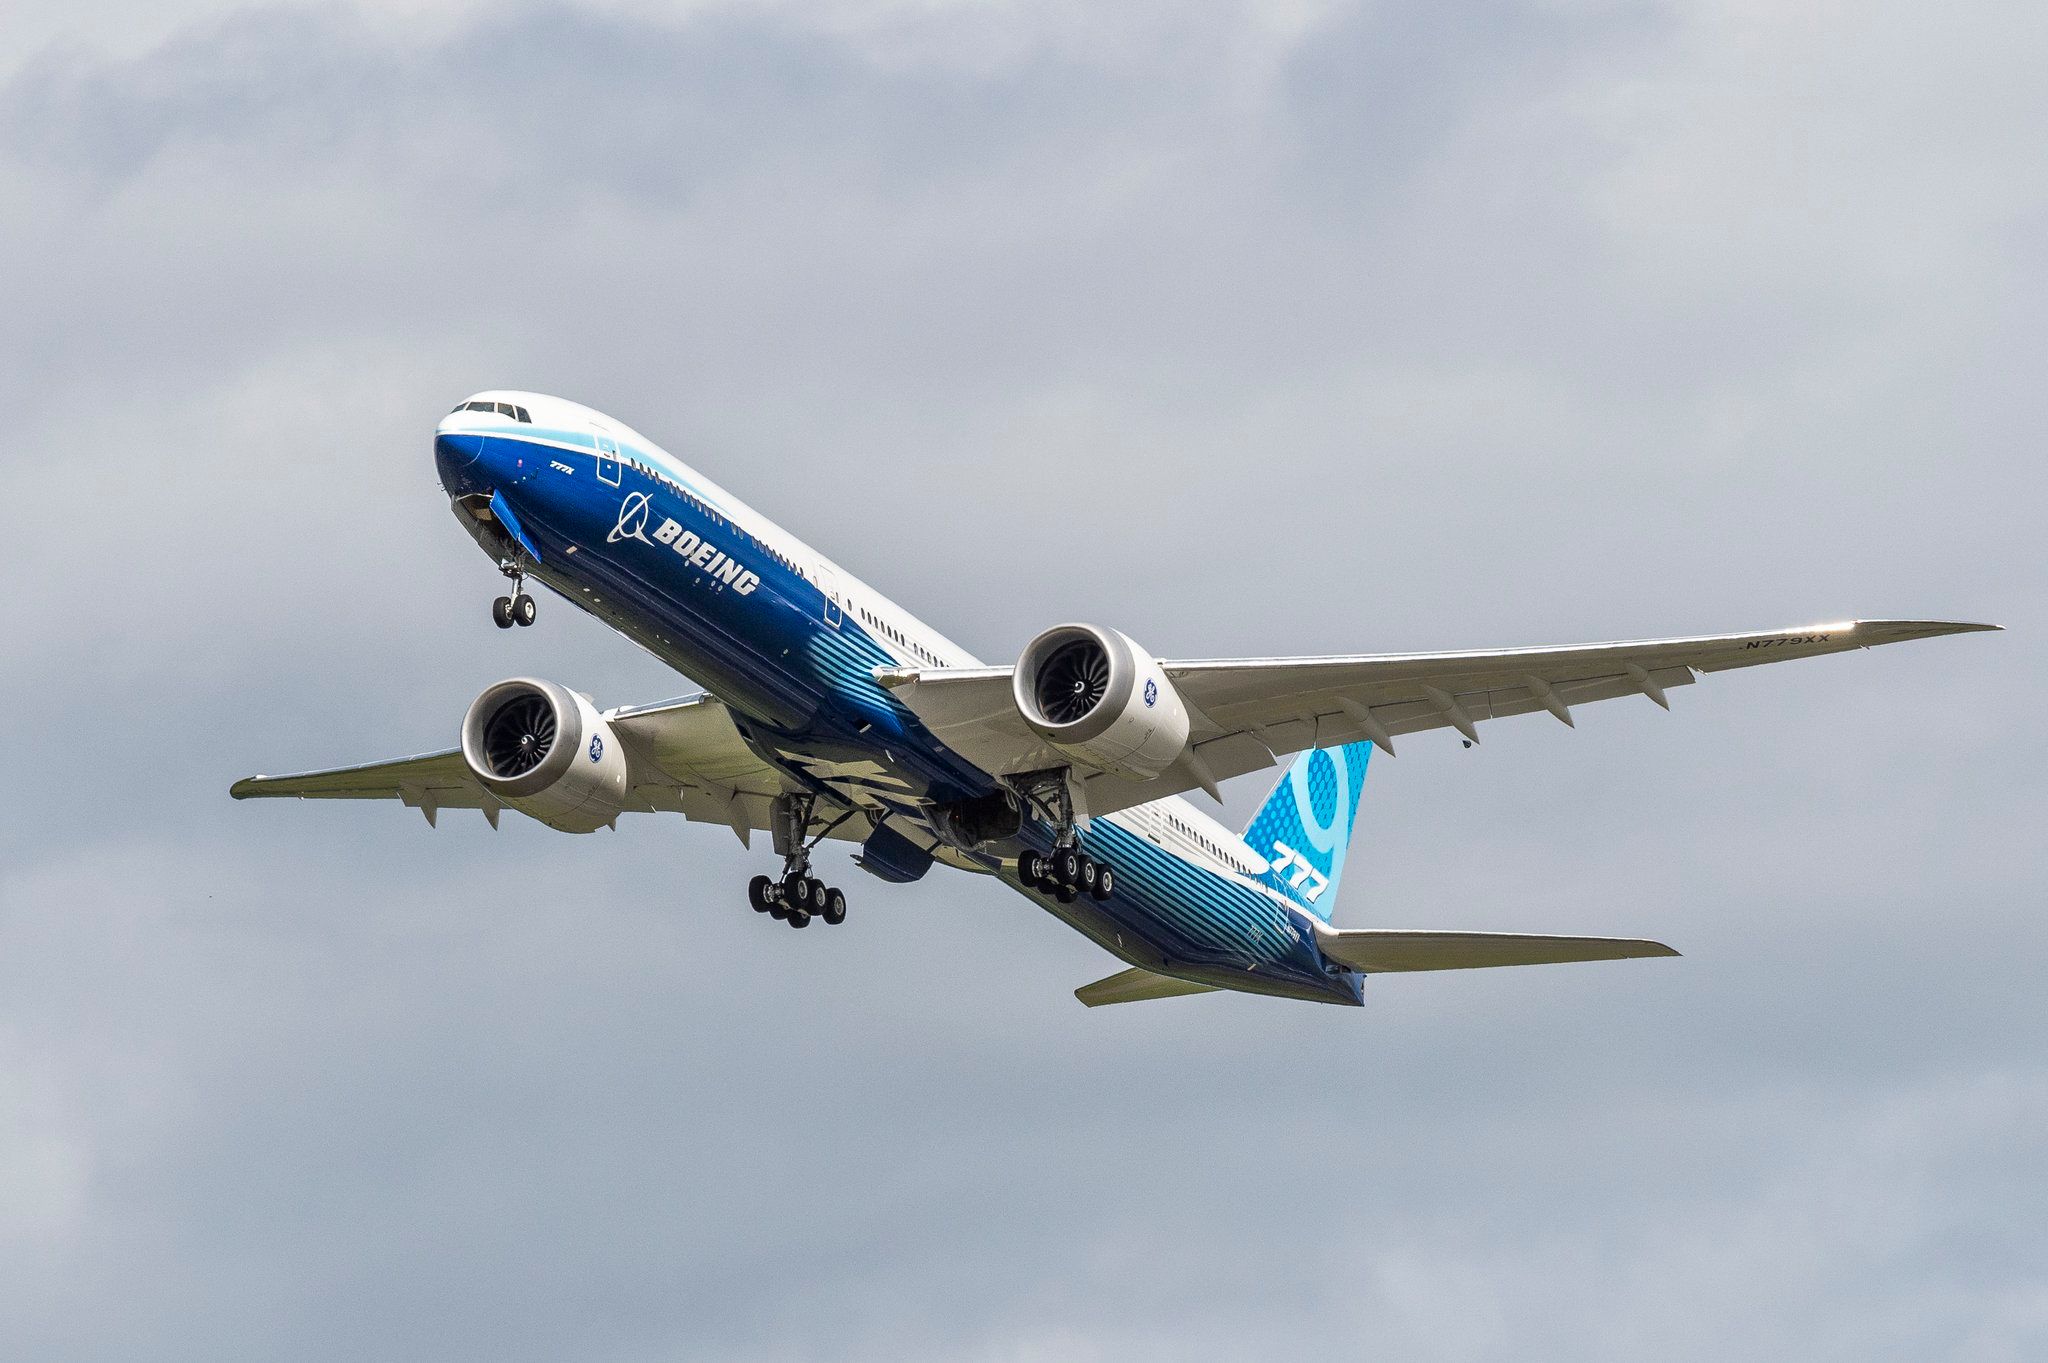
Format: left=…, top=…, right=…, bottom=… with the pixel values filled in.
left=434, top=428, right=490, bottom=496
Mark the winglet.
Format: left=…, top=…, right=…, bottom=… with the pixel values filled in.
left=1856, top=619, right=2001, bottom=636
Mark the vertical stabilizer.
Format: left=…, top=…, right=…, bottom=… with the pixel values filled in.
left=1240, top=743, right=1373, bottom=921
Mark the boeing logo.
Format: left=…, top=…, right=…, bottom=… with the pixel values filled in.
left=607, top=493, right=759, bottom=596
left=608, top=491, right=654, bottom=545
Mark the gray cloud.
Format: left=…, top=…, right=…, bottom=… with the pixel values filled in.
left=0, top=1, right=2041, bottom=1359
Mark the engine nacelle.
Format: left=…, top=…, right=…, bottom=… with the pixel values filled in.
left=459, top=678, right=630, bottom=833
left=1012, top=624, right=1191, bottom=780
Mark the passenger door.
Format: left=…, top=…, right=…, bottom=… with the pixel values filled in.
left=595, top=433, right=622, bottom=486
left=818, top=566, right=843, bottom=628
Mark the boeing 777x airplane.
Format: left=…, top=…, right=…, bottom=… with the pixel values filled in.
left=234, top=392, right=1994, bottom=1007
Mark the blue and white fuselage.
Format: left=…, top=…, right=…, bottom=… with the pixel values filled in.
left=248, top=391, right=1968, bottom=1003
left=434, top=391, right=1362, bottom=1006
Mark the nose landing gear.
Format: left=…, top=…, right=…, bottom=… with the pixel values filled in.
left=490, top=595, right=536, bottom=628
left=491, top=558, right=537, bottom=629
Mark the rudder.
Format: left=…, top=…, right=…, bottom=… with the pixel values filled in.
left=1240, top=742, right=1373, bottom=920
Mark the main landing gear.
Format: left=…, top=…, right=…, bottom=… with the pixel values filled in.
left=491, top=558, right=537, bottom=629
left=748, top=792, right=851, bottom=929
left=1018, top=846, right=1113, bottom=904
left=748, top=872, right=846, bottom=929
left=1008, top=768, right=1116, bottom=905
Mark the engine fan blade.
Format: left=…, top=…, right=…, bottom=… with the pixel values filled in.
left=484, top=695, right=558, bottom=776
left=1038, top=639, right=1110, bottom=724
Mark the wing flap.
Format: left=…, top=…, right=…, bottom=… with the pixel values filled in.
left=1315, top=926, right=1679, bottom=973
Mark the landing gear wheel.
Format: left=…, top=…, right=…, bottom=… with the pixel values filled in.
left=781, top=873, right=807, bottom=908
left=822, top=888, right=847, bottom=926
left=513, top=593, right=537, bottom=627
left=748, top=875, right=774, bottom=913
left=1077, top=856, right=1100, bottom=897
left=1092, top=864, right=1115, bottom=901
left=787, top=907, right=811, bottom=928
left=1053, top=848, right=1082, bottom=887
left=1017, top=850, right=1045, bottom=889
left=1055, top=884, right=1076, bottom=904
left=491, top=596, right=514, bottom=629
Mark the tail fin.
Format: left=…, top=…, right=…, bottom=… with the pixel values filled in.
left=1240, top=742, right=1374, bottom=921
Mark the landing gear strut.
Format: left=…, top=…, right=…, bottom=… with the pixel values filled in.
left=491, top=557, right=536, bottom=629
left=749, top=792, right=851, bottom=928
left=1008, top=768, right=1114, bottom=904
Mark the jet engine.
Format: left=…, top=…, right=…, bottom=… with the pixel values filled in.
left=1012, top=624, right=1190, bottom=780
left=459, top=678, right=631, bottom=832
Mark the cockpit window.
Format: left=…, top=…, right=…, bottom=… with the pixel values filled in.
left=449, top=400, right=532, bottom=422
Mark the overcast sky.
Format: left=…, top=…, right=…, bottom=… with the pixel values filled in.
left=1, top=2, right=2042, bottom=1359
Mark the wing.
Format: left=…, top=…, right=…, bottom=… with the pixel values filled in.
left=229, top=748, right=485, bottom=818
left=232, top=693, right=815, bottom=840
left=881, top=619, right=1997, bottom=815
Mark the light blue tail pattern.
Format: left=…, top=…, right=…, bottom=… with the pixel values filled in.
left=1240, top=742, right=1374, bottom=921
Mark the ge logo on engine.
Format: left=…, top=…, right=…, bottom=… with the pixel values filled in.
left=588, top=735, right=604, bottom=763
left=1143, top=679, right=1158, bottom=707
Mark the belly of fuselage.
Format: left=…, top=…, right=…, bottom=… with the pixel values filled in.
left=1011, top=820, right=1360, bottom=1005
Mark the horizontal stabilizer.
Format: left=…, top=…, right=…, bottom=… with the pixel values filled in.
left=1075, top=966, right=1218, bottom=1008
left=1314, top=926, right=1678, bottom=973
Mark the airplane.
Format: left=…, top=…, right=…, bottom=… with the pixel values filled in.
left=232, top=391, right=1996, bottom=1008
